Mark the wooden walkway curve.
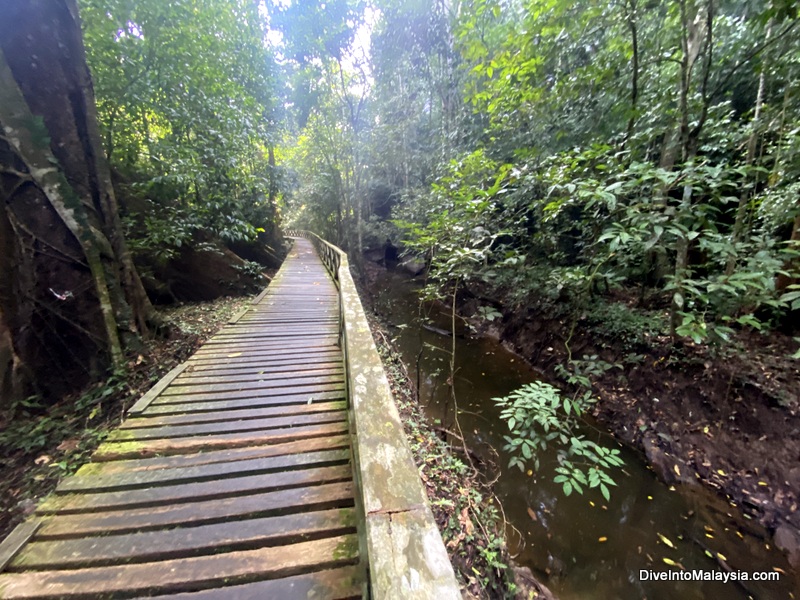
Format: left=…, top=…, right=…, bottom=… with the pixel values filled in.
left=0, top=238, right=365, bottom=599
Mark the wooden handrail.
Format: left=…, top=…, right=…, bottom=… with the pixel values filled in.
left=284, top=230, right=462, bottom=599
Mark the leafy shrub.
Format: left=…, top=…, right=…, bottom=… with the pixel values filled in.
left=587, top=300, right=665, bottom=351
left=493, top=381, right=624, bottom=501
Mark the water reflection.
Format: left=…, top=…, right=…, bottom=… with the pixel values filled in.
left=369, top=266, right=798, bottom=599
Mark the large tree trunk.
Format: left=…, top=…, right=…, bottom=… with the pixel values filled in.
left=0, top=0, right=152, bottom=404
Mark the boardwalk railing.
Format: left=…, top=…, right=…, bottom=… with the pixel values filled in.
left=286, top=230, right=462, bottom=599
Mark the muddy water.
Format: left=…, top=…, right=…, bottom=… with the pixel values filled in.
left=368, top=266, right=798, bottom=599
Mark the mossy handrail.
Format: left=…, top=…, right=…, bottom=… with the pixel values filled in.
left=285, top=230, right=461, bottom=599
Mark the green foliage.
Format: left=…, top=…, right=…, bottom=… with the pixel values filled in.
left=234, top=260, right=266, bottom=279
left=80, top=0, right=281, bottom=256
left=0, top=373, right=126, bottom=456
left=493, top=382, right=624, bottom=501
left=588, top=301, right=666, bottom=352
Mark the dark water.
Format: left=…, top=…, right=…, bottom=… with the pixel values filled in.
left=368, top=266, right=799, bottom=600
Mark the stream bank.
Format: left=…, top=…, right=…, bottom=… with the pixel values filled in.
left=360, top=258, right=799, bottom=598
left=461, top=291, right=800, bottom=570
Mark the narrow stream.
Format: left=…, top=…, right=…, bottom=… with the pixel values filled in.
left=368, top=266, right=798, bottom=599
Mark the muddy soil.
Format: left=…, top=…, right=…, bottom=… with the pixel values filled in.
left=458, top=294, right=800, bottom=569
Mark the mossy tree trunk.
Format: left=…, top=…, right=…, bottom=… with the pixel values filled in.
left=0, top=0, right=154, bottom=405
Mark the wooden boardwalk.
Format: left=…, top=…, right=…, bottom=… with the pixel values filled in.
left=0, top=238, right=364, bottom=599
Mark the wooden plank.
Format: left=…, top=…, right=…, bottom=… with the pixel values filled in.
left=37, top=481, right=355, bottom=538
left=0, top=534, right=359, bottom=598
left=190, top=343, right=339, bottom=359
left=12, top=508, right=356, bottom=569
left=209, top=326, right=339, bottom=338
left=60, top=449, right=351, bottom=492
left=143, top=566, right=362, bottom=600
left=106, top=410, right=347, bottom=441
left=172, top=366, right=343, bottom=385
left=92, top=421, right=349, bottom=460
left=128, top=363, right=188, bottom=415
left=160, top=374, right=345, bottom=397
left=227, top=306, right=251, bottom=324
left=251, top=286, right=271, bottom=304
left=193, top=338, right=338, bottom=352
left=176, top=361, right=343, bottom=379
left=142, top=390, right=346, bottom=414
left=75, top=435, right=351, bottom=477
left=187, top=350, right=340, bottom=368
left=120, top=400, right=346, bottom=429
left=0, top=519, right=41, bottom=572
left=38, top=464, right=353, bottom=514
left=151, top=382, right=345, bottom=404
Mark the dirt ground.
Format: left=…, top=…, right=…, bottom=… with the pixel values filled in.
left=477, top=302, right=800, bottom=569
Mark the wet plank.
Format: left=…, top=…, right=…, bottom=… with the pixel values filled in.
left=120, top=400, right=346, bottom=429
left=12, top=508, right=356, bottom=569
left=150, top=382, right=346, bottom=404
left=145, top=566, right=362, bottom=600
left=106, top=410, right=347, bottom=441
left=59, top=448, right=351, bottom=492
left=37, top=481, right=356, bottom=538
left=75, top=435, right=351, bottom=476
left=141, top=390, right=346, bottom=414
left=160, top=374, right=345, bottom=397
left=0, top=534, right=359, bottom=598
left=92, top=422, right=350, bottom=460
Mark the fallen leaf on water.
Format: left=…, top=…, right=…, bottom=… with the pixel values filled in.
left=717, top=469, right=727, bottom=476
left=598, top=536, right=608, bottom=543
left=662, top=557, right=684, bottom=570
left=657, top=533, right=676, bottom=549
left=773, top=567, right=786, bottom=575
left=673, top=464, right=681, bottom=477
left=717, top=552, right=727, bottom=562
left=758, top=481, right=768, bottom=486
left=527, top=507, right=538, bottom=522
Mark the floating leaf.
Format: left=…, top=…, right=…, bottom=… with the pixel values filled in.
left=598, top=536, right=608, bottom=543
left=657, top=533, right=676, bottom=549
left=662, top=557, right=684, bottom=569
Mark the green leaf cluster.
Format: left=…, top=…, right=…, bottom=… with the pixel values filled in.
left=493, top=381, right=624, bottom=501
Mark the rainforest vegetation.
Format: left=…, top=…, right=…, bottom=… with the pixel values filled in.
left=1, top=0, right=799, bottom=594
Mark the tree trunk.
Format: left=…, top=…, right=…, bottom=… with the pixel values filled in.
left=0, top=0, right=152, bottom=400
left=670, top=0, right=712, bottom=338
left=726, top=19, right=773, bottom=277
left=624, top=0, right=639, bottom=148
